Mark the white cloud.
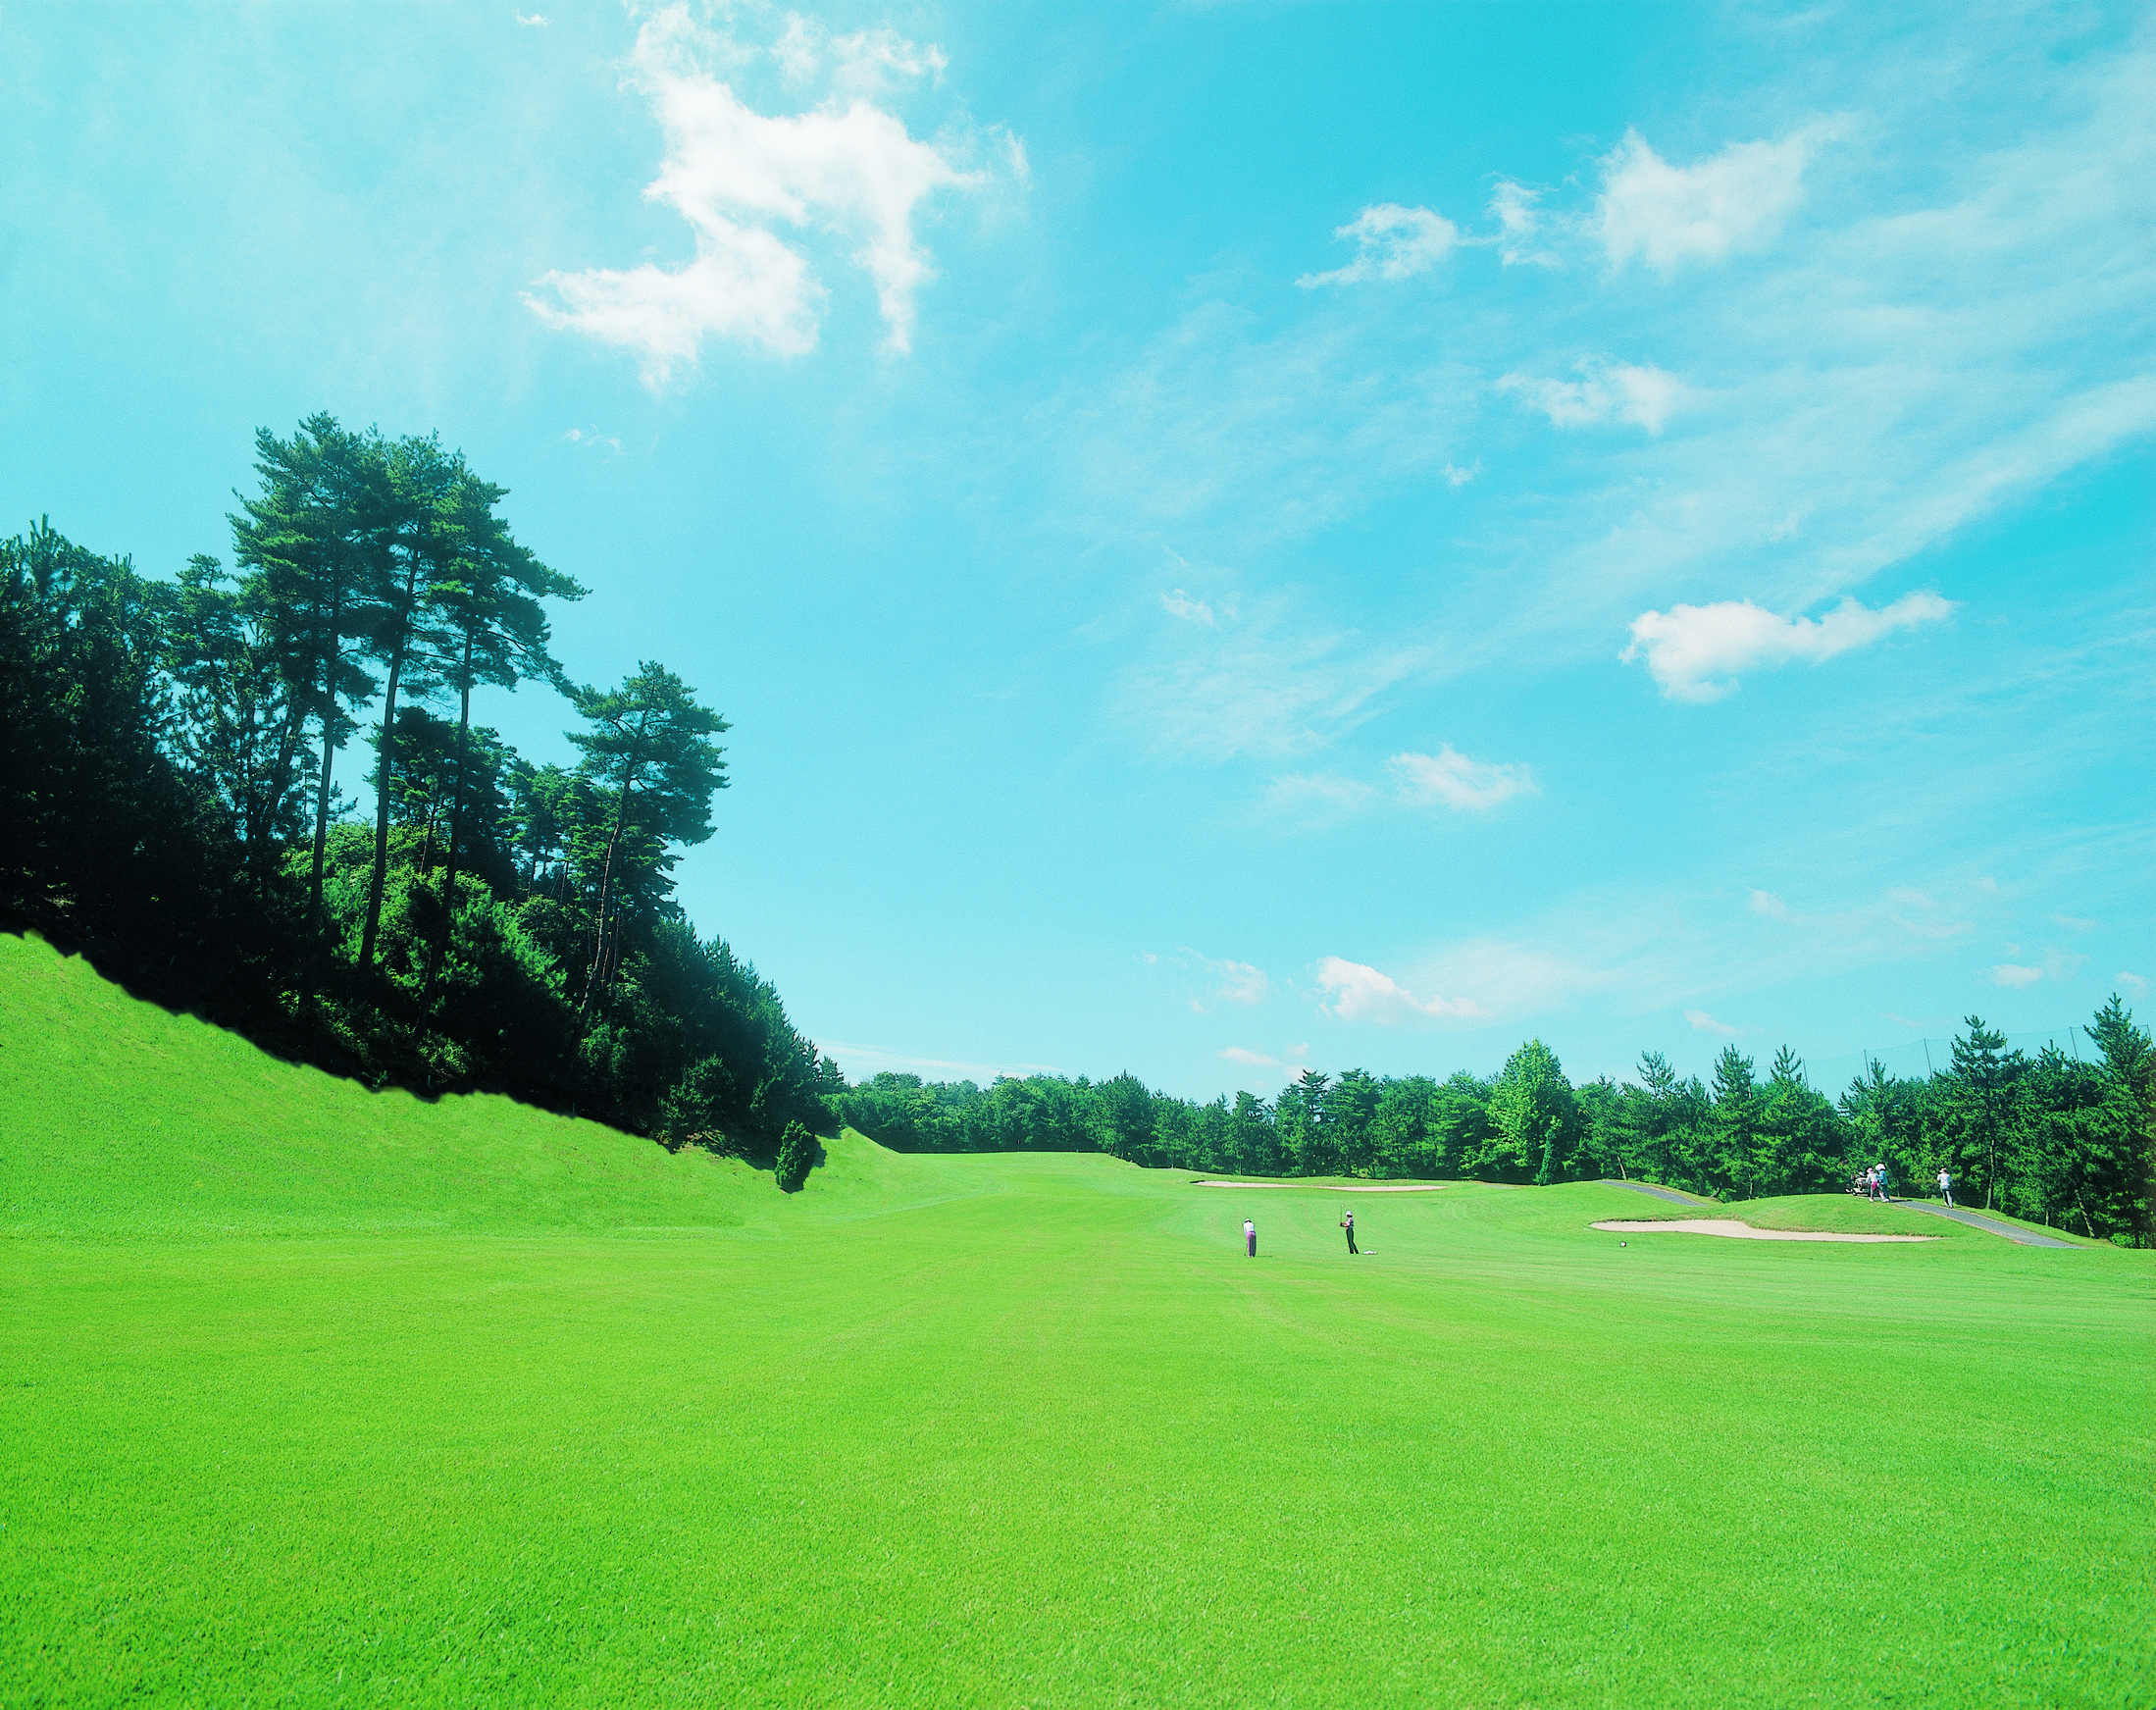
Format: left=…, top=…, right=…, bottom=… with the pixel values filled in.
left=526, top=6, right=993, bottom=381
left=1387, top=746, right=1537, bottom=812
left=1685, top=1009, right=1742, bottom=1037
left=1498, top=359, right=1686, bottom=434
left=1990, top=963, right=2042, bottom=988
left=1489, top=179, right=1557, bottom=267
left=1039, top=30, right=2151, bottom=695
left=774, top=21, right=950, bottom=94
left=1597, top=124, right=1833, bottom=272
left=2051, top=913, right=2095, bottom=930
left=1160, top=588, right=1214, bottom=625
left=2119, top=972, right=2148, bottom=996
left=1299, top=203, right=1460, bottom=287
left=1749, top=889, right=1799, bottom=922
left=1219, top=1045, right=1279, bottom=1067
left=1623, top=591, right=1955, bottom=701
left=1317, top=957, right=1485, bottom=1024
left=515, top=12, right=548, bottom=26
left=1442, top=459, right=1480, bottom=487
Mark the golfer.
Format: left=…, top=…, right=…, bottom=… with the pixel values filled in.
left=1245, top=1218, right=1257, bottom=1258
left=1875, top=1161, right=1892, bottom=1202
left=1341, top=1210, right=1359, bottom=1255
left=1936, top=1166, right=1954, bottom=1207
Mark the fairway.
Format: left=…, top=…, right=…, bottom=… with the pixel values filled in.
left=4, top=936, right=2151, bottom=1708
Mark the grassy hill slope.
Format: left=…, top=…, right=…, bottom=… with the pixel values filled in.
left=3, top=930, right=2151, bottom=1708
left=0, top=931, right=775, bottom=1236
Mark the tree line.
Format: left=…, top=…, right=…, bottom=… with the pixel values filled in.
left=842, top=1013, right=2154, bottom=1243
left=1, top=415, right=832, bottom=1187
left=7, top=415, right=2147, bottom=1226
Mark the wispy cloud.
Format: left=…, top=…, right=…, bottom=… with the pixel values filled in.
left=2119, top=972, right=2148, bottom=996
left=1498, top=358, right=1687, bottom=434
left=526, top=5, right=1003, bottom=381
left=1489, top=179, right=1558, bottom=268
left=1261, top=744, right=1535, bottom=821
left=1116, top=588, right=1431, bottom=762
left=1299, top=203, right=1461, bottom=287
left=1990, top=963, right=2042, bottom=988
left=1042, top=26, right=2153, bottom=697
left=1146, top=947, right=1272, bottom=1013
left=1387, top=747, right=1537, bottom=812
left=1261, top=771, right=1381, bottom=818
left=1194, top=951, right=1268, bottom=1008
left=1624, top=592, right=1956, bottom=701
left=1375, top=871, right=2019, bottom=1029
left=515, top=12, right=549, bottom=27
left=1685, top=1008, right=1744, bottom=1037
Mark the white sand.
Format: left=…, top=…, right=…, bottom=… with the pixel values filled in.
left=1192, top=1180, right=1448, bottom=1192
left=1592, top=1218, right=1933, bottom=1243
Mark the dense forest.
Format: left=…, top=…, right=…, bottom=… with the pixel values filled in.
left=841, top=1018, right=2153, bottom=1244
left=1, top=416, right=833, bottom=1188
left=5, top=415, right=2149, bottom=1229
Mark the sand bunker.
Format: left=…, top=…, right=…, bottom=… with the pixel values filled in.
left=1192, top=1180, right=1447, bottom=1193
left=1593, top=1218, right=1933, bottom=1243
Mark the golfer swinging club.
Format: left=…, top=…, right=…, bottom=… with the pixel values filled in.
left=1341, top=1210, right=1359, bottom=1255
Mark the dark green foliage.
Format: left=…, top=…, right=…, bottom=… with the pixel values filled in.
left=775, top=1119, right=816, bottom=1192
left=839, top=1008, right=2151, bottom=1241
left=1, top=522, right=298, bottom=1022
left=4, top=433, right=828, bottom=1187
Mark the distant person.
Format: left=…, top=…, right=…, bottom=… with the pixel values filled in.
left=1245, top=1218, right=1257, bottom=1258
left=1341, top=1210, right=1359, bottom=1255
left=1936, top=1166, right=1954, bottom=1207
left=1875, top=1162, right=1892, bottom=1202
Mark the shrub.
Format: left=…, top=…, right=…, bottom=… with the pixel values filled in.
left=775, top=1119, right=816, bottom=1193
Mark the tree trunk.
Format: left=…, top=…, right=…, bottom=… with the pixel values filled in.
left=358, top=635, right=408, bottom=971
left=304, top=594, right=346, bottom=997
left=440, top=628, right=476, bottom=904
left=425, top=627, right=478, bottom=1006
left=577, top=762, right=640, bottom=1028
left=258, top=700, right=302, bottom=896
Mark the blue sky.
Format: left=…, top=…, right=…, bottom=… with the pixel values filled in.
left=5, top=1, right=2150, bottom=1097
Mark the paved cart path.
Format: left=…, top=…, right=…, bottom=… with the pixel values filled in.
left=1898, top=1202, right=2081, bottom=1247
left=1602, top=1180, right=1715, bottom=1208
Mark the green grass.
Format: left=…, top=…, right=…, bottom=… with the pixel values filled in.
left=3, top=933, right=2151, bottom=1707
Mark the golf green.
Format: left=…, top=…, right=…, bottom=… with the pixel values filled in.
left=4, top=934, right=2150, bottom=1707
